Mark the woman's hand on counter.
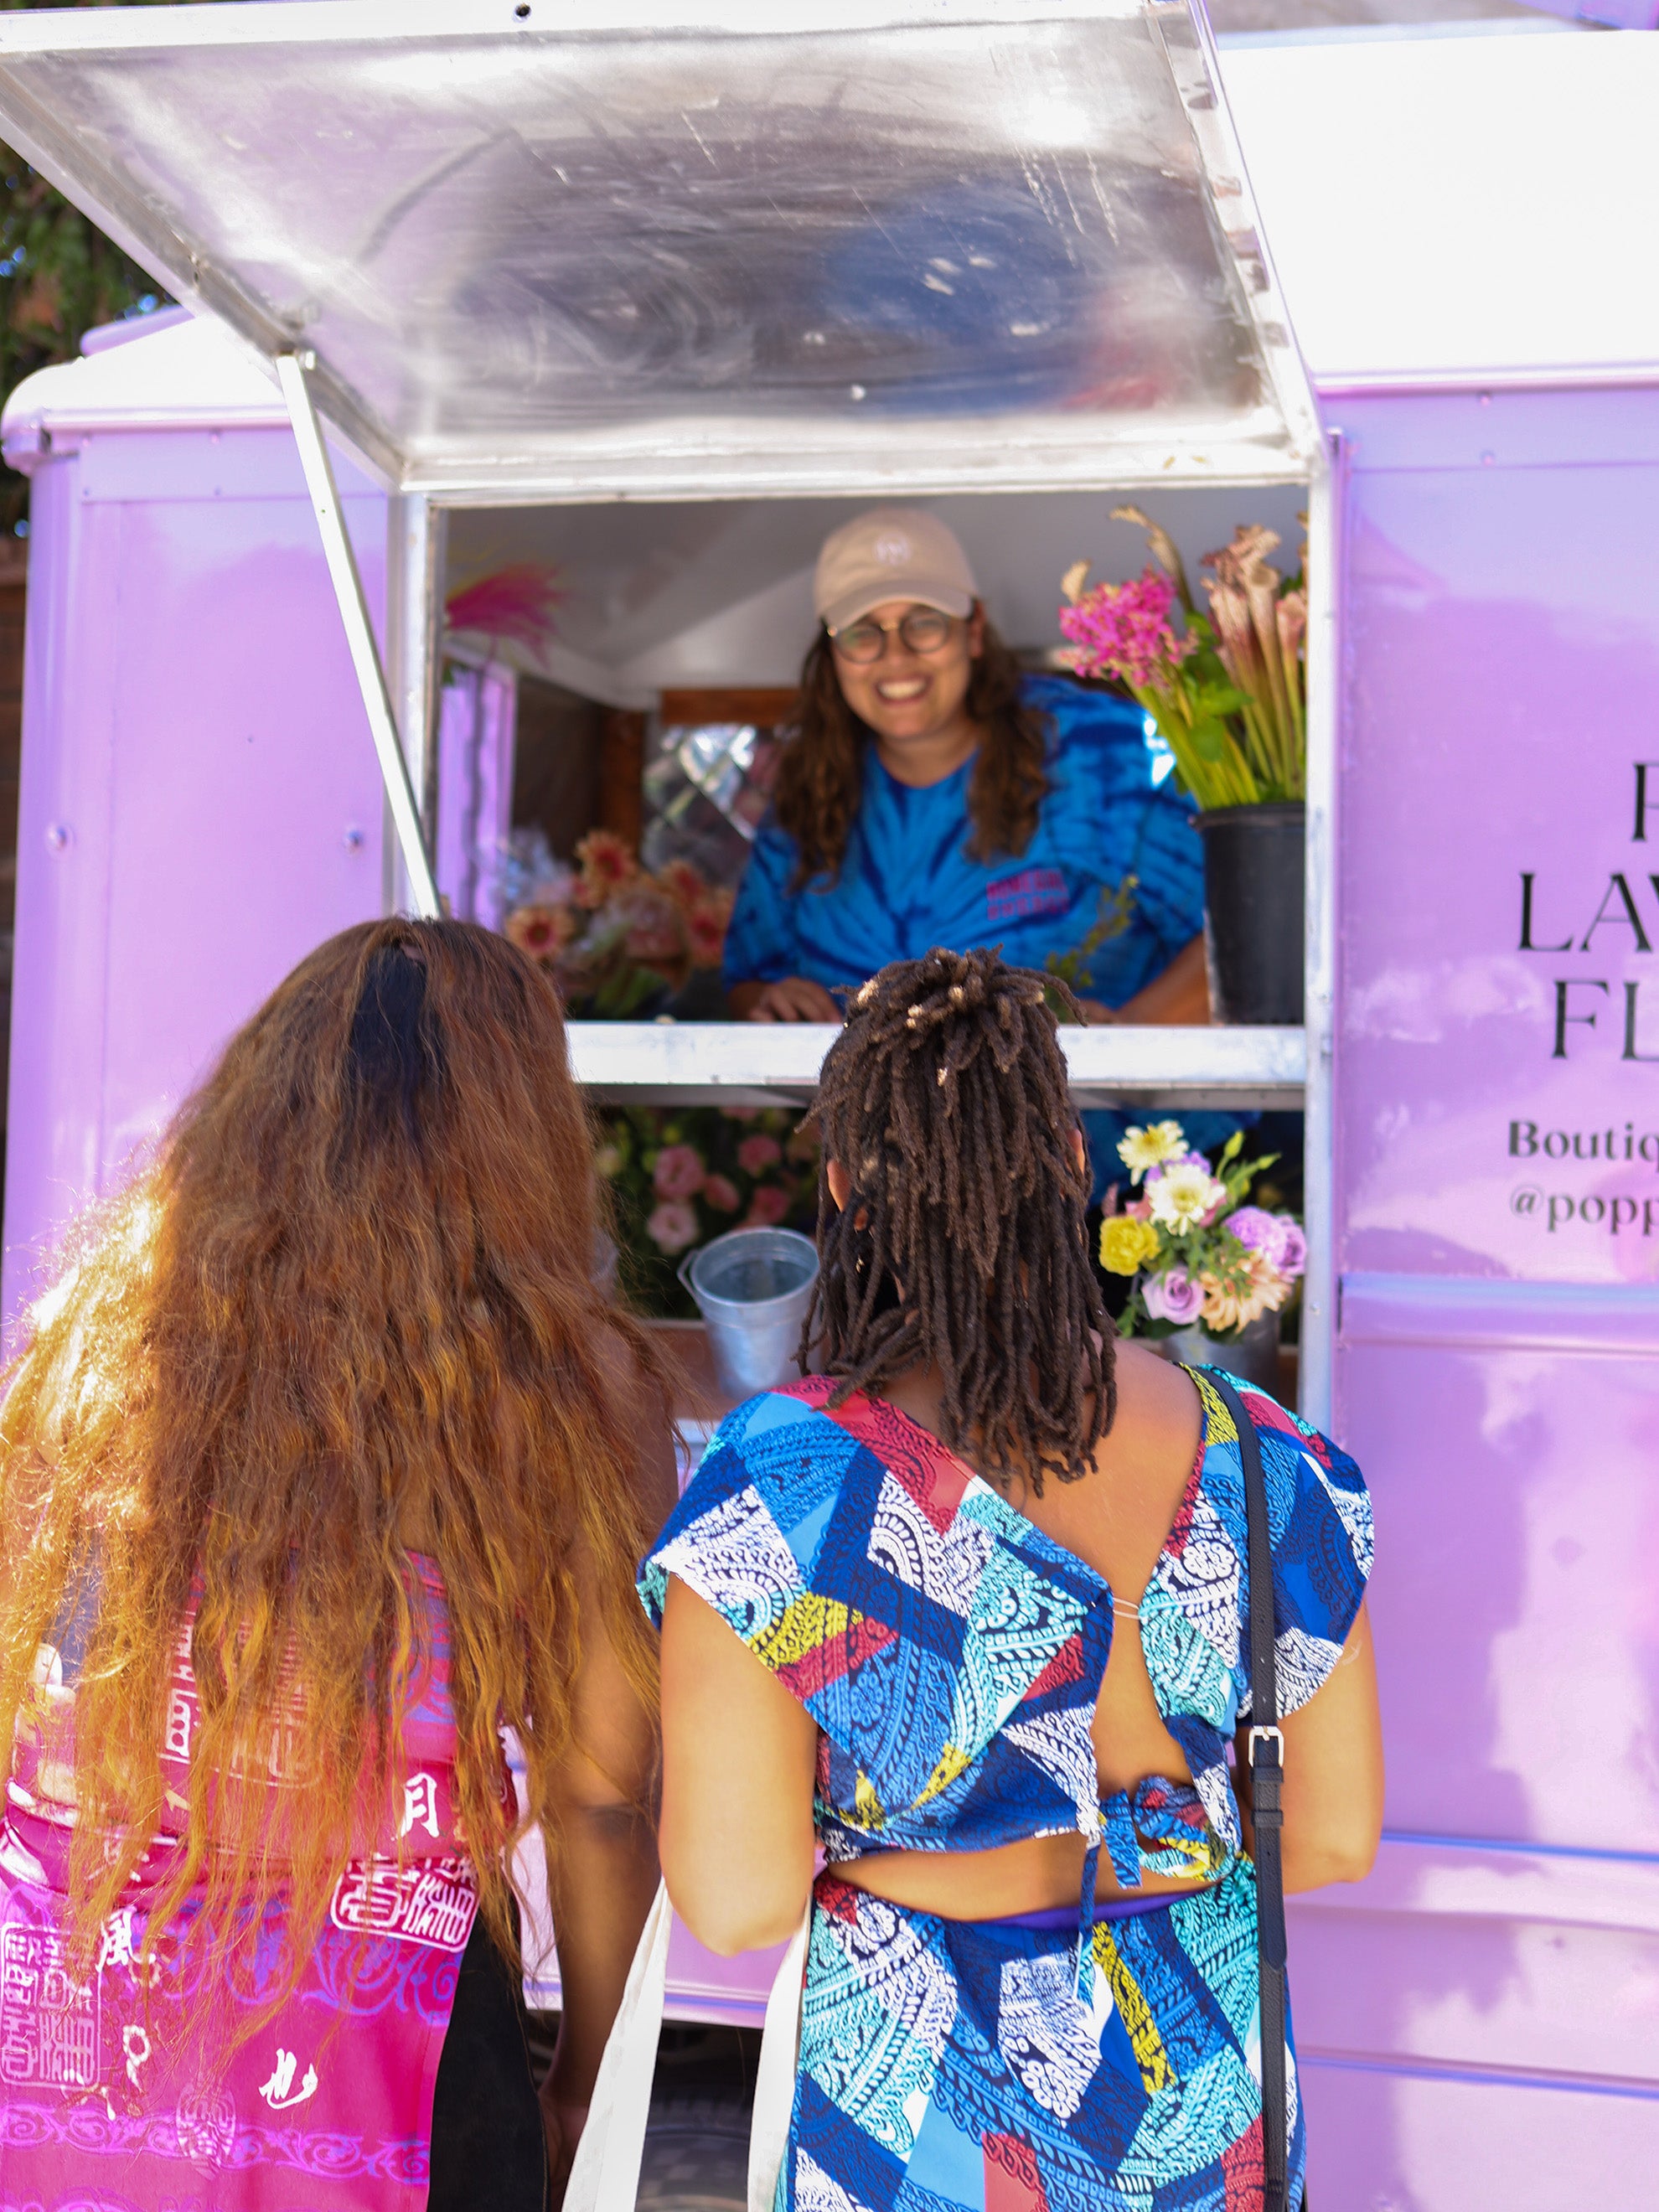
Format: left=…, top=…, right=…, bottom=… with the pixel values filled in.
left=730, top=977, right=844, bottom=1023
left=1105, top=938, right=1212, bottom=1026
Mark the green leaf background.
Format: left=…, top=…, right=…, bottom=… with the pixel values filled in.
left=0, top=3, right=191, bottom=532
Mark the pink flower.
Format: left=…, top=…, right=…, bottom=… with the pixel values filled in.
left=703, top=1175, right=741, bottom=1213
left=744, top=1185, right=791, bottom=1227
left=620, top=886, right=687, bottom=965
left=655, top=857, right=707, bottom=911
left=504, top=903, right=573, bottom=963
left=1227, top=1206, right=1278, bottom=1252
left=574, top=829, right=638, bottom=908
left=1269, top=1216, right=1307, bottom=1278
left=445, top=564, right=564, bottom=653
left=685, top=897, right=729, bottom=969
left=645, top=1201, right=699, bottom=1254
left=652, top=1144, right=706, bottom=1201
left=737, top=1133, right=783, bottom=1175
left=1200, top=1248, right=1290, bottom=1333
left=1144, top=1267, right=1203, bottom=1325
left=1057, top=567, right=1196, bottom=691
left=1230, top=1205, right=1306, bottom=1278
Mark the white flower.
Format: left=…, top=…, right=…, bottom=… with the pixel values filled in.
left=1117, top=1119, right=1188, bottom=1185
left=1148, top=1162, right=1229, bottom=1233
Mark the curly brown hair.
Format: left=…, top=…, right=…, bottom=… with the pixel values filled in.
left=773, top=615, right=1052, bottom=892
left=806, top=948, right=1113, bottom=1493
left=0, top=917, right=668, bottom=2035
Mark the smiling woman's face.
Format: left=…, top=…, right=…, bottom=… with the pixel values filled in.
left=830, top=597, right=985, bottom=757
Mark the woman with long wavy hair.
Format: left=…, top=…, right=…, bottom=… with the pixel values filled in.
left=0, top=918, right=675, bottom=2212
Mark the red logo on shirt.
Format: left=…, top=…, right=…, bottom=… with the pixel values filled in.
left=986, top=867, right=1067, bottom=923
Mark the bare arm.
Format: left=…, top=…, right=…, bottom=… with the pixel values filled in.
left=1079, top=936, right=1211, bottom=1027
left=1235, top=1598, right=1383, bottom=1893
left=659, top=1577, right=819, bottom=1954
left=538, top=1360, right=680, bottom=2194
left=729, top=976, right=844, bottom=1024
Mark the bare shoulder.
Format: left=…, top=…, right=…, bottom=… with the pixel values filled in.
left=1094, top=1341, right=1204, bottom=1512
left=1110, top=1338, right=1204, bottom=1451
left=1028, top=1340, right=1203, bottom=1584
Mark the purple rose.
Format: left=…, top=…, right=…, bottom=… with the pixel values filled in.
left=1145, top=1150, right=1212, bottom=1186
left=1144, top=1267, right=1204, bottom=1325
left=1269, top=1216, right=1308, bottom=1278
left=1227, top=1205, right=1278, bottom=1252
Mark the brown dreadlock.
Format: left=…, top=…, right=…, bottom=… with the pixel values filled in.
left=806, top=948, right=1114, bottom=1493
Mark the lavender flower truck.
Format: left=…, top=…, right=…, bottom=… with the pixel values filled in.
left=1, top=6, right=1656, bottom=2204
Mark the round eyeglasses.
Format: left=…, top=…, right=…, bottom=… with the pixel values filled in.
left=830, top=607, right=957, bottom=664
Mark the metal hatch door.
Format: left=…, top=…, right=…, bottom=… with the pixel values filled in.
left=0, top=0, right=1321, bottom=501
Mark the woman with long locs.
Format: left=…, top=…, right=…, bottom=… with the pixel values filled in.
left=648, top=948, right=1383, bottom=2212
left=0, top=920, right=676, bottom=2211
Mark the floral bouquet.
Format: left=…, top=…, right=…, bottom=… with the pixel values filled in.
left=1057, top=508, right=1305, bottom=812
left=597, top=1107, right=821, bottom=1317
left=1098, top=1119, right=1305, bottom=1341
left=505, top=830, right=734, bottom=1019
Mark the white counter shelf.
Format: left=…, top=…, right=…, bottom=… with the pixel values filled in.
left=567, top=1021, right=1305, bottom=1114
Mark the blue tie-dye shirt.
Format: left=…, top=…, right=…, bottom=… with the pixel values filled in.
left=724, top=675, right=1204, bottom=1005
left=723, top=676, right=1226, bottom=1198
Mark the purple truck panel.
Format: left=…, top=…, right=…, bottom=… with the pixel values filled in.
left=1314, top=387, right=1659, bottom=2203
left=3, top=427, right=388, bottom=1318
left=4, top=363, right=1658, bottom=2203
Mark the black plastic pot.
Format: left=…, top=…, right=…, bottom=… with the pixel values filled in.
left=1197, top=803, right=1305, bottom=1026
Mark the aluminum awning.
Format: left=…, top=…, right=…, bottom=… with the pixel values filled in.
left=0, top=0, right=1320, bottom=502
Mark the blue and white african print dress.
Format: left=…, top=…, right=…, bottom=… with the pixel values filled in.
left=639, top=1369, right=1372, bottom=2212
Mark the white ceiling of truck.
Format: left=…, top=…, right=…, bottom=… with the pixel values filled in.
left=0, top=0, right=1320, bottom=499
left=445, top=484, right=1309, bottom=698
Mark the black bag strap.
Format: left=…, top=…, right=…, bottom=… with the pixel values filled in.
left=1205, top=1368, right=1289, bottom=2212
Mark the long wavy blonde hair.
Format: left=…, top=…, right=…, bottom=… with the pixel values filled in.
left=0, top=917, right=666, bottom=2025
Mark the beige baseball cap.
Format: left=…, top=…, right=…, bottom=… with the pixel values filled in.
left=813, top=508, right=977, bottom=633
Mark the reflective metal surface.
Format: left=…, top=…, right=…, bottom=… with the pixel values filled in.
left=0, top=1, right=1319, bottom=496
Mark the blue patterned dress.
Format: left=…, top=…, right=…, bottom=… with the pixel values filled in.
left=639, top=1368, right=1372, bottom=2212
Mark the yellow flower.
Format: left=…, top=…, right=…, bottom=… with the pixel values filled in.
left=1099, top=1216, right=1161, bottom=1276
left=1116, top=1120, right=1187, bottom=1185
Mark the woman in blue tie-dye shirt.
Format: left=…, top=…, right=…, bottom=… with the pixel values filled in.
left=725, top=508, right=1209, bottom=1033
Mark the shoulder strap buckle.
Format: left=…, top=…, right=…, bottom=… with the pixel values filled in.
left=1247, top=1724, right=1284, bottom=1771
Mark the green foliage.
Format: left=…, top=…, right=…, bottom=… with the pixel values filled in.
left=1044, top=874, right=1139, bottom=995
left=0, top=2, right=184, bottom=531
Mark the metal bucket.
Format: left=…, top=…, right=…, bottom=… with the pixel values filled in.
left=679, top=1227, right=820, bottom=1399
left=1153, top=1312, right=1280, bottom=1393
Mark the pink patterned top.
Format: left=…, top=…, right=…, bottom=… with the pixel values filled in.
left=0, top=1554, right=492, bottom=2212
